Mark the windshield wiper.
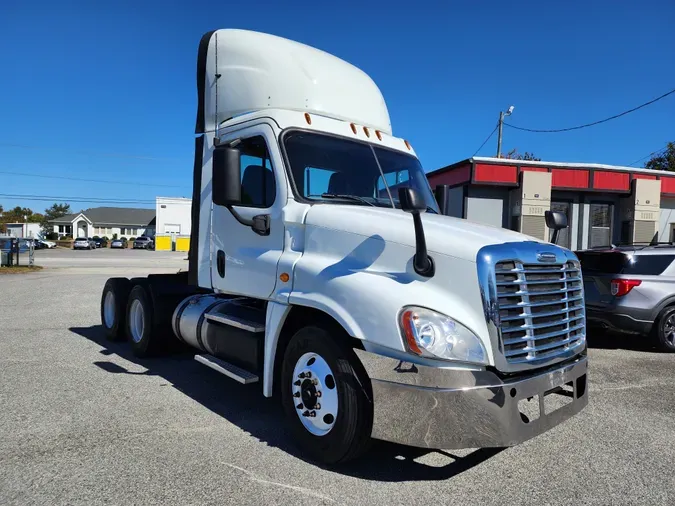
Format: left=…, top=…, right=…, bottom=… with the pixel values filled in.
left=318, top=193, right=376, bottom=206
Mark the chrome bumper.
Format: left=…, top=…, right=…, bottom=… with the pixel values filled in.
left=355, top=350, right=588, bottom=449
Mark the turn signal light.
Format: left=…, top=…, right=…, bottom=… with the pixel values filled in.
left=400, top=309, right=422, bottom=355
left=611, top=279, right=641, bottom=297
left=350, top=123, right=357, bottom=134
left=404, top=140, right=412, bottom=150
left=375, top=130, right=382, bottom=140
left=363, top=126, right=370, bottom=137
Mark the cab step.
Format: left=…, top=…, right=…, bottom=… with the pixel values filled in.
left=204, top=298, right=266, bottom=333
left=194, top=354, right=259, bottom=384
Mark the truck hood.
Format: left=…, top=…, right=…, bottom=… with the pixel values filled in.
left=304, top=205, right=544, bottom=262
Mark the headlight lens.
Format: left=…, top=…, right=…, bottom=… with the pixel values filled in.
left=400, top=306, right=488, bottom=365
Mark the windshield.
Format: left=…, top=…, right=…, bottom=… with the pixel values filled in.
left=283, top=131, right=439, bottom=212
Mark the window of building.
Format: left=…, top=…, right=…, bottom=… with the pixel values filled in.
left=550, top=201, right=572, bottom=249
left=238, top=136, right=275, bottom=208
left=589, top=203, right=613, bottom=248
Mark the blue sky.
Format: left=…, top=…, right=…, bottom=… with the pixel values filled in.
left=1, top=0, right=674, bottom=212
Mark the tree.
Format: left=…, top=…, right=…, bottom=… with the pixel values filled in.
left=504, top=149, right=542, bottom=161
left=41, top=203, right=72, bottom=235
left=645, top=142, right=675, bottom=172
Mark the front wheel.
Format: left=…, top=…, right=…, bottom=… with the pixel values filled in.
left=101, top=278, right=131, bottom=341
left=654, top=306, right=675, bottom=352
left=280, top=326, right=373, bottom=465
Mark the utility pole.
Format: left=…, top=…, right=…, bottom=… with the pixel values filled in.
left=496, top=105, right=515, bottom=158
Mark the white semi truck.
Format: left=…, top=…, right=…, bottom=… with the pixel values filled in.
left=100, top=29, right=588, bottom=464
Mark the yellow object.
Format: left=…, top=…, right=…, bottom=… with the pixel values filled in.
left=155, top=235, right=172, bottom=251
left=175, top=236, right=190, bottom=252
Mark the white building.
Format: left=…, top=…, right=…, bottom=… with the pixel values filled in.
left=4, top=223, right=42, bottom=238
left=155, top=197, right=192, bottom=236
left=50, top=207, right=156, bottom=239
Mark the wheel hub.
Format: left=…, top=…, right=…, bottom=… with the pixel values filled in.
left=291, top=352, right=338, bottom=436
left=103, top=291, right=115, bottom=329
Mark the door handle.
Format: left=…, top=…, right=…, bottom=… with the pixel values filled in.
left=217, top=250, right=225, bottom=278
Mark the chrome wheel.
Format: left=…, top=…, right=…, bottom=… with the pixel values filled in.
left=663, top=314, right=675, bottom=346
left=103, top=291, right=115, bottom=329
left=291, top=352, right=338, bottom=436
left=129, top=299, right=145, bottom=344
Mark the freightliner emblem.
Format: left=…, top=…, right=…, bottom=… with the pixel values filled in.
left=537, top=252, right=557, bottom=263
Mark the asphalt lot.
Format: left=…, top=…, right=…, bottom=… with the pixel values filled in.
left=1, top=249, right=674, bottom=505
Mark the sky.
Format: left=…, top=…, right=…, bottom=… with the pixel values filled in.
left=1, top=0, right=674, bottom=213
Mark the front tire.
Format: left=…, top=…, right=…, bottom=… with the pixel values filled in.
left=654, top=306, right=675, bottom=352
left=280, top=326, right=373, bottom=465
left=101, top=278, right=131, bottom=341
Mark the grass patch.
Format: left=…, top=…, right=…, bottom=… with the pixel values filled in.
left=0, top=265, right=44, bottom=274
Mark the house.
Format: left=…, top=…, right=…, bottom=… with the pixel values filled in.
left=50, top=207, right=156, bottom=239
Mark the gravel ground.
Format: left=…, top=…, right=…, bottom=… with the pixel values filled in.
left=0, top=250, right=674, bottom=505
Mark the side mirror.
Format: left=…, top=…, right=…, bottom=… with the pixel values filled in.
left=398, top=187, right=427, bottom=213
left=212, top=147, right=242, bottom=206
left=545, top=210, right=568, bottom=245
left=545, top=210, right=568, bottom=230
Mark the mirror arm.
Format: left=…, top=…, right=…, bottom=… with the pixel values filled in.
left=227, top=206, right=270, bottom=236
left=411, top=211, right=435, bottom=277
left=227, top=206, right=253, bottom=227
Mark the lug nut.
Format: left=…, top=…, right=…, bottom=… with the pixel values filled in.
left=312, top=379, right=319, bottom=385
left=316, top=391, right=322, bottom=397
left=294, top=380, right=301, bottom=386
left=293, top=392, right=300, bottom=398
left=298, top=373, right=305, bottom=379
left=302, top=410, right=310, bottom=417
left=305, top=371, right=312, bottom=378
left=315, top=403, right=321, bottom=410
left=296, top=403, right=303, bottom=410
left=309, top=411, right=316, bottom=417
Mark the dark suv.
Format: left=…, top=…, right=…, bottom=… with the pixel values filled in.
left=577, top=245, right=675, bottom=351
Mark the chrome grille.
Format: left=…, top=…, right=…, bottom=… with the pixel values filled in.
left=494, top=260, right=585, bottom=364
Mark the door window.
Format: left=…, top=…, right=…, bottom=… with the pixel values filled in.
left=238, top=136, right=276, bottom=208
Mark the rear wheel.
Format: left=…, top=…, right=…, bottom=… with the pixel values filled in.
left=280, top=326, right=373, bottom=465
left=126, top=284, right=166, bottom=357
left=100, top=278, right=131, bottom=341
left=654, top=306, right=675, bottom=352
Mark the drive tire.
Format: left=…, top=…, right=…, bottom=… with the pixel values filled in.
left=101, top=278, right=132, bottom=341
left=280, top=326, right=373, bottom=465
left=126, top=283, right=165, bottom=357
left=653, top=306, right=675, bottom=352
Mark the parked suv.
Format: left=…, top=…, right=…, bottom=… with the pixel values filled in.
left=577, top=244, right=675, bottom=351
left=73, top=237, right=96, bottom=250
left=133, top=236, right=154, bottom=250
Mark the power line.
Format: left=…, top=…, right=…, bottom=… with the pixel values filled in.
left=504, top=87, right=675, bottom=133
left=0, top=170, right=189, bottom=188
left=0, top=194, right=158, bottom=205
left=628, top=143, right=670, bottom=167
left=0, top=142, right=188, bottom=162
left=472, top=123, right=499, bottom=156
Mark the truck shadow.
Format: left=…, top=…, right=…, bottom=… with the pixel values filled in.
left=69, top=325, right=504, bottom=482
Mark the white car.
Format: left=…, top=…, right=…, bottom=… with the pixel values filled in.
left=73, top=237, right=95, bottom=250
left=38, top=240, right=56, bottom=249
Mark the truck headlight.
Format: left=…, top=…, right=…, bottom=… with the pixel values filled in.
left=399, top=306, right=488, bottom=365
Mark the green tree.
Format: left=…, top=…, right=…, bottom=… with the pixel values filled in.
left=645, top=142, right=675, bottom=172
left=41, top=203, right=72, bottom=235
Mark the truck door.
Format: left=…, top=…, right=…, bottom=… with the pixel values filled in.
left=210, top=123, right=285, bottom=299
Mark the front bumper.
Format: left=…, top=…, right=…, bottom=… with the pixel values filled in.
left=355, top=349, right=588, bottom=449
